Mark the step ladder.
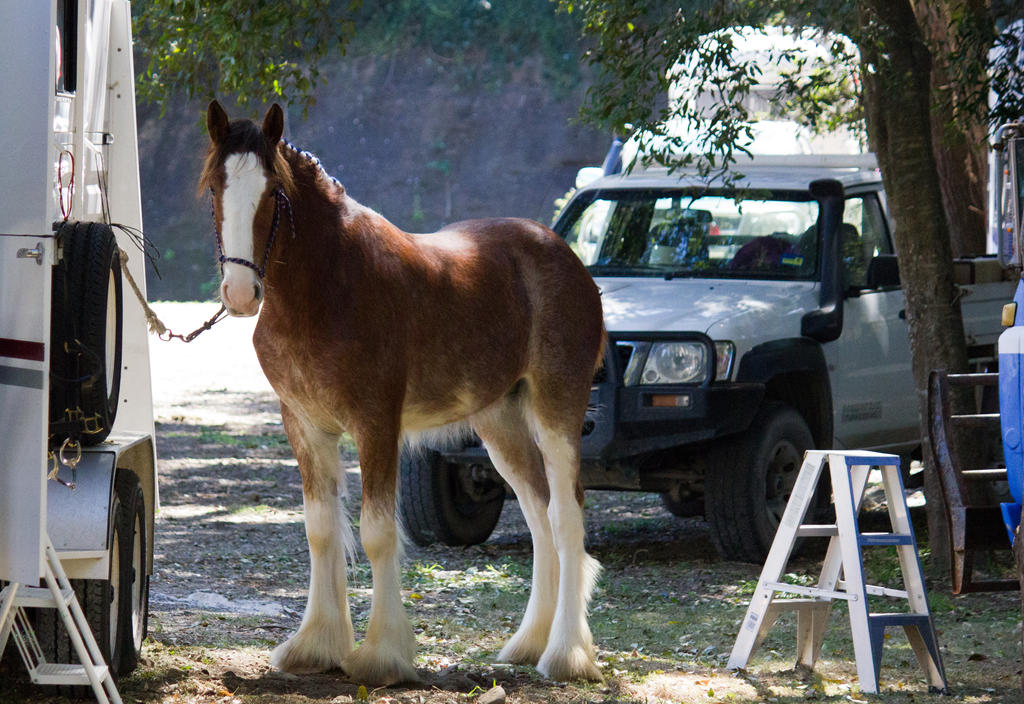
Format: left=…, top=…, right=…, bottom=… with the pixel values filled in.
left=0, top=538, right=122, bottom=704
left=727, top=450, right=948, bottom=695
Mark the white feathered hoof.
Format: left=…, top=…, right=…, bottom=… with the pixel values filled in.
left=536, top=645, right=602, bottom=682
left=343, top=645, right=420, bottom=686
left=496, top=628, right=548, bottom=666
left=271, top=627, right=351, bottom=674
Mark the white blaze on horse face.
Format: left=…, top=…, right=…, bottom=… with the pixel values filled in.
left=220, top=152, right=267, bottom=317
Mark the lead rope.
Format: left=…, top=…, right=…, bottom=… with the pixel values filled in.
left=118, top=248, right=227, bottom=342
left=117, top=187, right=292, bottom=343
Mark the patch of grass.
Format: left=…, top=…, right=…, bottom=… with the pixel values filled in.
left=196, top=426, right=293, bottom=449
left=198, top=427, right=256, bottom=447
left=166, top=420, right=356, bottom=458
left=929, top=591, right=956, bottom=613
left=229, top=503, right=275, bottom=517
left=601, top=516, right=664, bottom=535
left=861, top=546, right=907, bottom=585
left=162, top=430, right=193, bottom=438
left=340, top=432, right=358, bottom=454
left=404, top=559, right=530, bottom=595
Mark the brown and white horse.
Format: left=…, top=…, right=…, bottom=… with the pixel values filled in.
left=199, top=101, right=606, bottom=685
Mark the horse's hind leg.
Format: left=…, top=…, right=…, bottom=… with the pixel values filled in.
left=529, top=397, right=602, bottom=681
left=271, top=403, right=356, bottom=673
left=472, top=397, right=558, bottom=666
left=343, top=422, right=419, bottom=685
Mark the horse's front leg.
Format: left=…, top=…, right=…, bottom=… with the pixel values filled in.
left=343, top=424, right=419, bottom=685
left=271, top=403, right=356, bottom=673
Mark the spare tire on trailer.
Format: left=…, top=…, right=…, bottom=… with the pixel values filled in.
left=49, top=222, right=123, bottom=445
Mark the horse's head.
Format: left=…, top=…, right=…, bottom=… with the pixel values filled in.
left=199, top=100, right=295, bottom=317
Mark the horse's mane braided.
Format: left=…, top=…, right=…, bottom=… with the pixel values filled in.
left=281, top=140, right=344, bottom=190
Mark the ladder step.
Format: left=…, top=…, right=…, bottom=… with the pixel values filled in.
left=764, top=581, right=851, bottom=601
left=831, top=454, right=899, bottom=468
left=796, top=524, right=838, bottom=537
left=858, top=532, right=914, bottom=546
left=867, top=612, right=932, bottom=628
left=8, top=585, right=75, bottom=609
left=29, top=662, right=109, bottom=686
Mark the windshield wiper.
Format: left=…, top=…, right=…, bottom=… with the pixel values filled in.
left=663, top=269, right=719, bottom=280
left=588, top=264, right=666, bottom=276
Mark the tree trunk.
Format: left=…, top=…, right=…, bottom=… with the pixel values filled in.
left=911, top=0, right=989, bottom=257
left=857, top=0, right=971, bottom=577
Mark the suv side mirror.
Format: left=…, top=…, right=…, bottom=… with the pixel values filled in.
left=866, top=254, right=900, bottom=289
left=801, top=178, right=846, bottom=343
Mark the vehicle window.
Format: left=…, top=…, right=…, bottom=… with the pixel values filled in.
left=841, top=194, right=892, bottom=290
left=56, top=0, right=77, bottom=93
left=560, top=190, right=820, bottom=279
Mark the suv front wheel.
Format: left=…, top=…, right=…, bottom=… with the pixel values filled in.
left=704, top=401, right=819, bottom=563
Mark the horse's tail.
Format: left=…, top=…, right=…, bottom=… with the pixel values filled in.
left=585, top=326, right=609, bottom=423
left=594, top=326, right=609, bottom=376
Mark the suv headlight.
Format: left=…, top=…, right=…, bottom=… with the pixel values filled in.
left=620, top=339, right=734, bottom=385
left=640, top=342, right=708, bottom=384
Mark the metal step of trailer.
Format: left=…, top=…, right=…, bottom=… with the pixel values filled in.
left=30, top=662, right=110, bottom=686
left=0, top=541, right=123, bottom=703
left=0, top=583, right=74, bottom=609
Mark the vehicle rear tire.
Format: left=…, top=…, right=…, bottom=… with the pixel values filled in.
left=113, top=470, right=148, bottom=675
left=704, top=401, right=820, bottom=563
left=398, top=448, right=505, bottom=547
left=49, top=221, right=123, bottom=445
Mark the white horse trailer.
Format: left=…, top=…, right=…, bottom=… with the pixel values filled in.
left=0, top=0, right=156, bottom=699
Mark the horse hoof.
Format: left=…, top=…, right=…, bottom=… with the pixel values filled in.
left=271, top=632, right=348, bottom=674
left=496, top=631, right=547, bottom=666
left=537, top=646, right=603, bottom=682
left=343, top=645, right=420, bottom=686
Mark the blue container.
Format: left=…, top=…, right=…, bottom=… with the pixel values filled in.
left=997, top=280, right=1024, bottom=542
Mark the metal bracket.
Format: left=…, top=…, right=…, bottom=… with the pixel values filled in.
left=16, top=242, right=44, bottom=265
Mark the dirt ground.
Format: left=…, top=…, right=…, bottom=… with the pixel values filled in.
left=3, top=302, right=1022, bottom=703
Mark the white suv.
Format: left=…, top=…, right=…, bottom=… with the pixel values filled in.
left=399, top=155, right=1012, bottom=562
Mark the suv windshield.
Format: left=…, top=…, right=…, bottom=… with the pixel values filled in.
left=558, top=189, right=820, bottom=279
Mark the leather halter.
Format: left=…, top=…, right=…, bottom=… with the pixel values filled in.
left=212, top=187, right=295, bottom=279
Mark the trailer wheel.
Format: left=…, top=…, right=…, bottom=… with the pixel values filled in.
left=36, top=493, right=121, bottom=696
left=50, top=221, right=123, bottom=445
left=35, top=470, right=146, bottom=691
left=399, top=449, right=505, bottom=547
left=112, top=470, right=148, bottom=675
left=704, top=402, right=822, bottom=563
